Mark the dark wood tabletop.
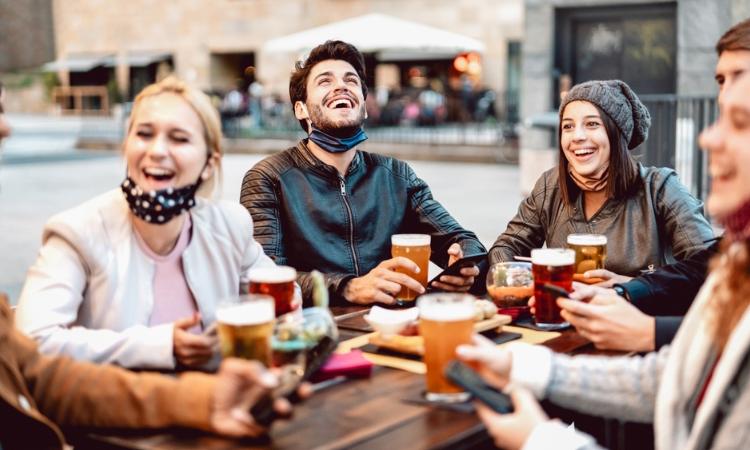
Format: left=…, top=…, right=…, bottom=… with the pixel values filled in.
left=71, top=306, right=614, bottom=450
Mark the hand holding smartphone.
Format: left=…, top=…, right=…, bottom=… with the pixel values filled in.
left=444, top=360, right=514, bottom=413
left=428, top=253, right=487, bottom=289
left=541, top=283, right=571, bottom=300
left=250, top=335, right=338, bottom=427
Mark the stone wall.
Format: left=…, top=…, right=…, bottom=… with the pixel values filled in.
left=0, top=0, right=55, bottom=71
left=49, top=0, right=524, bottom=96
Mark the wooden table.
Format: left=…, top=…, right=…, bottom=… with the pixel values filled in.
left=71, top=306, right=609, bottom=450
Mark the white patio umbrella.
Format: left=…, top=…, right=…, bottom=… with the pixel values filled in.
left=262, top=13, right=485, bottom=58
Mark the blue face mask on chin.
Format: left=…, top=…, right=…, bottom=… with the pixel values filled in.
left=308, top=126, right=368, bottom=153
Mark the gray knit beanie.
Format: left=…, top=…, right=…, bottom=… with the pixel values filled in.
left=559, top=80, right=651, bottom=150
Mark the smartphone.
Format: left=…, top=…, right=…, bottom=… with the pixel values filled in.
left=541, top=283, right=571, bottom=299
left=428, top=253, right=488, bottom=289
left=444, top=360, right=514, bottom=413
left=250, top=335, right=338, bottom=427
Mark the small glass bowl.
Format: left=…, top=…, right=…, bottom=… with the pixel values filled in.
left=486, top=262, right=533, bottom=308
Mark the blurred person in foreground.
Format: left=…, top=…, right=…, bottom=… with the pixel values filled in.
left=0, top=82, right=300, bottom=450
left=537, top=18, right=750, bottom=354
left=240, top=40, right=485, bottom=306
left=490, top=78, right=713, bottom=285
left=15, top=77, right=278, bottom=370
left=458, top=73, right=750, bottom=450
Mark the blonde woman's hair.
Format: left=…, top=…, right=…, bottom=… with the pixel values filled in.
left=127, top=76, right=223, bottom=198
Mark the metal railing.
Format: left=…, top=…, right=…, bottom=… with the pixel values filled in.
left=636, top=95, right=717, bottom=200
left=228, top=118, right=508, bottom=147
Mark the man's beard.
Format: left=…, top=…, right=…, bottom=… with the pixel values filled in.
left=308, top=103, right=366, bottom=139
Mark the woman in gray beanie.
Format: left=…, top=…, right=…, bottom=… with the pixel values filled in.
left=490, top=79, right=713, bottom=282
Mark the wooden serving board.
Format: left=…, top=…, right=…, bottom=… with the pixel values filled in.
left=368, top=314, right=512, bottom=356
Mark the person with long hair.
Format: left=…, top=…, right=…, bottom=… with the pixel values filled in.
left=490, top=80, right=713, bottom=283
left=459, top=73, right=750, bottom=450
left=527, top=19, right=750, bottom=354
left=15, top=77, right=277, bottom=370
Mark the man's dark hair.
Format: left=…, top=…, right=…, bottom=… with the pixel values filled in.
left=288, top=40, right=368, bottom=131
left=557, top=103, right=640, bottom=205
left=717, top=18, right=750, bottom=55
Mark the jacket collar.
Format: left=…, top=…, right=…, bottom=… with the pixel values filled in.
left=294, top=139, right=362, bottom=179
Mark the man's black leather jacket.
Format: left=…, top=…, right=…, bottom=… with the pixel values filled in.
left=240, top=141, right=486, bottom=305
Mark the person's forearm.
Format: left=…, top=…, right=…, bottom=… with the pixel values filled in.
left=654, top=316, right=683, bottom=349
left=298, top=270, right=355, bottom=306
left=16, top=325, right=215, bottom=430
left=544, top=349, right=668, bottom=422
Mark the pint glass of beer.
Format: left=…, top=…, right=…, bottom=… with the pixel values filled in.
left=567, top=234, right=607, bottom=274
left=216, top=294, right=275, bottom=366
left=531, top=248, right=575, bottom=330
left=248, top=266, right=297, bottom=317
left=391, top=234, right=431, bottom=305
left=418, top=293, right=474, bottom=402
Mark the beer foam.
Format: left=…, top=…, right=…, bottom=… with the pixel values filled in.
left=419, top=304, right=475, bottom=321
left=566, top=234, right=607, bottom=246
left=247, top=266, right=297, bottom=283
left=216, top=301, right=274, bottom=325
left=531, top=248, right=575, bottom=266
left=391, top=234, right=431, bottom=246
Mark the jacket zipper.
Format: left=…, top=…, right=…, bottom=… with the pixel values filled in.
left=339, top=176, right=360, bottom=276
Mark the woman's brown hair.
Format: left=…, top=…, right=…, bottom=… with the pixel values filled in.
left=557, top=102, right=641, bottom=204
left=708, top=239, right=750, bottom=351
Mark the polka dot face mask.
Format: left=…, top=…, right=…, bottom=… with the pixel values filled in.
left=120, top=176, right=202, bottom=224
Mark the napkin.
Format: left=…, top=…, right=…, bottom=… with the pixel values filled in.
left=310, top=349, right=373, bottom=382
left=367, top=305, right=419, bottom=322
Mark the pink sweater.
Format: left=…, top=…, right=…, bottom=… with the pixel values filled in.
left=135, top=216, right=200, bottom=333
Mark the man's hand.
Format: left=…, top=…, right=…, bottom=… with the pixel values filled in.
left=173, top=313, right=217, bottom=368
left=430, top=243, right=479, bottom=292
left=456, top=334, right=512, bottom=389
left=209, top=359, right=291, bottom=437
left=476, top=387, right=549, bottom=450
left=559, top=295, right=655, bottom=352
left=583, top=269, right=633, bottom=288
left=343, top=257, right=425, bottom=304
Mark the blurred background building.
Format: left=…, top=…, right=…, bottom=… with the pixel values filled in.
left=520, top=0, right=749, bottom=195
left=1, top=0, right=747, bottom=197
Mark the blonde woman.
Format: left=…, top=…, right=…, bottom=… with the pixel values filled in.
left=16, top=77, right=276, bottom=370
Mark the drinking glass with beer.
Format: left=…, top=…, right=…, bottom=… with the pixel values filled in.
left=418, top=293, right=475, bottom=402
left=566, top=234, right=607, bottom=274
left=248, top=266, right=298, bottom=317
left=531, top=249, right=575, bottom=330
left=391, top=234, right=431, bottom=306
left=216, top=294, right=275, bottom=366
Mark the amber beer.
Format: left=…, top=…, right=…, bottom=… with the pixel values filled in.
left=531, top=249, right=575, bottom=330
left=391, top=234, right=431, bottom=305
left=216, top=295, right=275, bottom=366
left=418, top=293, right=474, bottom=402
left=248, top=266, right=297, bottom=317
left=567, top=234, right=607, bottom=274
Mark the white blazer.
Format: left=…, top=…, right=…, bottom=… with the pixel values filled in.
left=16, top=189, right=276, bottom=369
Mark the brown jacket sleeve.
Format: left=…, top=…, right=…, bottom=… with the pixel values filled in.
left=5, top=298, right=216, bottom=431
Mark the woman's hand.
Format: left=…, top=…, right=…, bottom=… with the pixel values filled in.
left=456, top=334, right=512, bottom=389
left=173, top=313, right=217, bottom=367
left=559, top=295, right=655, bottom=352
left=431, top=243, right=479, bottom=292
left=476, top=386, right=548, bottom=450
left=583, top=269, right=633, bottom=288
